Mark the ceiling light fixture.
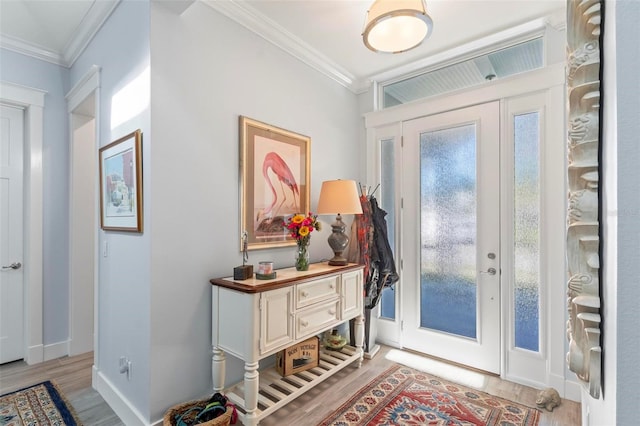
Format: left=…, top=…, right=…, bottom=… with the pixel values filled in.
left=362, top=0, right=433, bottom=54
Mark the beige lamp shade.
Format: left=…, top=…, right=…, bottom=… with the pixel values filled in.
left=316, top=180, right=363, bottom=215
left=362, top=0, right=433, bottom=53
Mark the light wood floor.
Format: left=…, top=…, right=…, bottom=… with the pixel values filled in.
left=0, top=346, right=580, bottom=425
left=0, top=352, right=121, bottom=426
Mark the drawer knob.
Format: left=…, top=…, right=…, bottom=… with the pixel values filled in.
left=328, top=309, right=336, bottom=315
left=301, top=291, right=309, bottom=297
left=300, top=320, right=309, bottom=327
left=329, top=284, right=335, bottom=289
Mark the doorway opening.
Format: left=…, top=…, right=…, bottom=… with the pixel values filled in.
left=67, top=66, right=100, bottom=359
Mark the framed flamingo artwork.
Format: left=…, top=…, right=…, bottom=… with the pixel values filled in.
left=240, top=116, right=310, bottom=250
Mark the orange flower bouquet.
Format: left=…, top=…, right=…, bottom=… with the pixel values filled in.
left=285, top=213, right=321, bottom=271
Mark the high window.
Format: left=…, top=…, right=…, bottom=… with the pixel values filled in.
left=382, top=38, right=543, bottom=108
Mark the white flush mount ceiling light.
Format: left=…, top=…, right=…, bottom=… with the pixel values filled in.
left=363, top=0, right=433, bottom=53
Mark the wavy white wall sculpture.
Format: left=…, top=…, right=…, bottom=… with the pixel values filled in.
left=566, top=0, right=602, bottom=399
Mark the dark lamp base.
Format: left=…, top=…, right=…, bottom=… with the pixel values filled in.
left=327, top=214, right=349, bottom=267
left=328, top=257, right=348, bottom=266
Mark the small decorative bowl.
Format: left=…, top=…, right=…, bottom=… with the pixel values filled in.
left=324, top=334, right=347, bottom=351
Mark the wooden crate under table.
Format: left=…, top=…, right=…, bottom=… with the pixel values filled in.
left=275, top=337, right=319, bottom=376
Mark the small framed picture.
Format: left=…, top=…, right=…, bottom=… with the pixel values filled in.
left=99, top=130, right=143, bottom=232
left=240, top=116, right=310, bottom=250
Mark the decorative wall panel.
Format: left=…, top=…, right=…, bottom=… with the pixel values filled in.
left=566, top=0, right=602, bottom=399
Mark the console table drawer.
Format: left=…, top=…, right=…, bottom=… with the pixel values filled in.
left=295, top=276, right=340, bottom=309
left=295, top=299, right=340, bottom=339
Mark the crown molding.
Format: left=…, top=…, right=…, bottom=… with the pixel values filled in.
left=0, top=34, right=65, bottom=66
left=202, top=0, right=364, bottom=93
left=0, top=0, right=119, bottom=68
left=64, top=0, right=121, bottom=67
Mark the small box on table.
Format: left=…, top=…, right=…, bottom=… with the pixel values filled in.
left=233, top=265, right=253, bottom=280
left=275, top=337, right=319, bottom=377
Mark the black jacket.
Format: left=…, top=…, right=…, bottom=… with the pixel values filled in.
left=364, top=197, right=399, bottom=309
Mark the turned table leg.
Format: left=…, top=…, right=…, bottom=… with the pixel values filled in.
left=243, top=360, right=260, bottom=426
left=354, top=313, right=365, bottom=367
left=212, top=346, right=226, bottom=393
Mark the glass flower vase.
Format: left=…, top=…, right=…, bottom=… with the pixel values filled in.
left=295, top=242, right=310, bottom=271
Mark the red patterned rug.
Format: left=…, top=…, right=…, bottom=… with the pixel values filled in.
left=318, top=364, right=541, bottom=425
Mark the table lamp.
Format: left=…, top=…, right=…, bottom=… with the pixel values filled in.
left=316, top=179, right=363, bottom=266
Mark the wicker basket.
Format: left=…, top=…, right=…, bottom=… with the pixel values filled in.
left=163, top=399, right=234, bottom=426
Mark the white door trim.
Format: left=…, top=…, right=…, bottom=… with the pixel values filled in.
left=365, top=64, right=575, bottom=393
left=66, top=65, right=100, bottom=363
left=0, top=81, right=46, bottom=364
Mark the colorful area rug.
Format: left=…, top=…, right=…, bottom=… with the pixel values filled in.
left=0, top=380, right=81, bottom=425
left=318, top=364, right=540, bottom=425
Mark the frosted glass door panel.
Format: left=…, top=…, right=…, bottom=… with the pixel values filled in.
left=420, top=125, right=477, bottom=338
left=514, top=112, right=540, bottom=351
left=380, top=138, right=396, bottom=320
left=402, top=101, right=500, bottom=373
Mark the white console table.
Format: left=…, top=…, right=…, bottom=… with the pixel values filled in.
left=210, top=263, right=364, bottom=426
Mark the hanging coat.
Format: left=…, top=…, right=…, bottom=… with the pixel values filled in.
left=364, top=197, right=399, bottom=309
left=346, top=194, right=373, bottom=287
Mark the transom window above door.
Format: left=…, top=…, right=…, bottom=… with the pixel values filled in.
left=382, top=38, right=544, bottom=108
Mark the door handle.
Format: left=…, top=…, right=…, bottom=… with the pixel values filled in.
left=1, top=262, right=22, bottom=270
left=480, top=267, right=496, bottom=275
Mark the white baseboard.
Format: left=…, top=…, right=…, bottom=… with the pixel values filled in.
left=548, top=372, right=565, bottom=393
left=150, top=416, right=164, bottom=426
left=504, top=373, right=547, bottom=392
left=96, top=370, right=148, bottom=426
left=92, top=365, right=98, bottom=390
left=564, top=378, right=582, bottom=402
left=44, top=340, right=69, bottom=361
left=548, top=372, right=581, bottom=402
left=375, top=337, right=401, bottom=349
left=68, top=336, right=94, bottom=357
left=364, top=344, right=381, bottom=359
left=26, top=344, right=44, bottom=365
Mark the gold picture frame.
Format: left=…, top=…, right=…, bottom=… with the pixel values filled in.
left=99, top=130, right=143, bottom=232
left=240, top=116, right=310, bottom=250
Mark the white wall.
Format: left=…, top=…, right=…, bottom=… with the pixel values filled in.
left=586, top=0, right=640, bottom=424
left=148, top=1, right=362, bottom=421
left=0, top=48, right=70, bottom=346
left=612, top=0, right=640, bottom=424
left=588, top=0, right=617, bottom=422
left=70, top=0, right=152, bottom=422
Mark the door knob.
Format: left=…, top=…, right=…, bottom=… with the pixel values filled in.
left=1, top=262, right=22, bottom=270
left=480, top=267, right=497, bottom=275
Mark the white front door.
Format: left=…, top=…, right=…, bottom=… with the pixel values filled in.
left=0, top=104, right=24, bottom=364
left=401, top=102, right=501, bottom=373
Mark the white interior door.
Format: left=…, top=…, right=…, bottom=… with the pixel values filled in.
left=401, top=102, right=501, bottom=373
left=0, top=104, right=24, bottom=364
